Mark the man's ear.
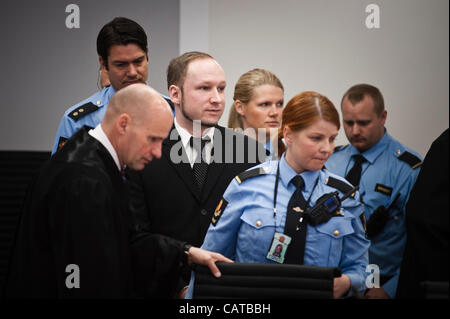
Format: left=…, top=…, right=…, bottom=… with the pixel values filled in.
left=380, top=109, right=387, bottom=125
left=116, top=114, right=131, bottom=135
left=169, top=85, right=181, bottom=105
left=235, top=100, right=246, bottom=116
left=99, top=56, right=108, bottom=71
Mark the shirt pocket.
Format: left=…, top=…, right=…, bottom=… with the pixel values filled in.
left=238, top=208, right=276, bottom=262
left=306, top=215, right=355, bottom=267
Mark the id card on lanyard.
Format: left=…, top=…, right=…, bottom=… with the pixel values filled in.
left=266, top=161, right=318, bottom=264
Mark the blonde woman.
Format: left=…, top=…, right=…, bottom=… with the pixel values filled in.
left=228, top=68, right=284, bottom=158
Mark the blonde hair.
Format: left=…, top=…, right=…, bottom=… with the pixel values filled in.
left=167, top=51, right=213, bottom=90
left=227, top=68, right=283, bottom=129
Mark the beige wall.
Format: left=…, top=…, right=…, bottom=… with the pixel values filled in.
left=182, top=0, right=448, bottom=157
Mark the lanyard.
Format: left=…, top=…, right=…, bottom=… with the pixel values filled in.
left=272, top=161, right=319, bottom=225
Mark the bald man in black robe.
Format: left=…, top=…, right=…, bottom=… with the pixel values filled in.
left=5, top=84, right=230, bottom=298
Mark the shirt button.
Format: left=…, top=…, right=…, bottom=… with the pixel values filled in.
left=96, top=100, right=101, bottom=105
left=333, top=230, right=340, bottom=237
left=256, top=220, right=262, bottom=227
left=200, top=209, right=207, bottom=216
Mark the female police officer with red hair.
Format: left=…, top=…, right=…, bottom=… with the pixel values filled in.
left=186, top=91, right=369, bottom=299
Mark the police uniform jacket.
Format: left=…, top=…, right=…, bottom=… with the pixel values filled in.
left=6, top=127, right=187, bottom=298
left=326, top=130, right=422, bottom=297
left=52, top=85, right=173, bottom=154
left=186, top=154, right=369, bottom=298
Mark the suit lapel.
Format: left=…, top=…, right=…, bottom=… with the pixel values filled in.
left=162, top=127, right=201, bottom=201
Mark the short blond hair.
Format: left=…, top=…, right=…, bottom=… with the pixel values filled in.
left=228, top=68, right=284, bottom=129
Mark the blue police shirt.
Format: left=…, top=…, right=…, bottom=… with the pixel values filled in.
left=52, top=86, right=116, bottom=154
left=186, top=154, right=369, bottom=298
left=52, top=85, right=174, bottom=154
left=326, top=130, right=422, bottom=298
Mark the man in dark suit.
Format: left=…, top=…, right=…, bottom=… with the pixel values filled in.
left=128, top=52, right=265, bottom=294
left=5, top=84, right=230, bottom=298
left=396, top=129, right=449, bottom=298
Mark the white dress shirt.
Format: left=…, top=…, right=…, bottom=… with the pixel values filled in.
left=174, top=119, right=215, bottom=168
left=88, top=124, right=122, bottom=171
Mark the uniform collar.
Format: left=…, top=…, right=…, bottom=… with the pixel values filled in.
left=94, top=85, right=116, bottom=108
left=279, top=153, right=320, bottom=191
left=349, top=129, right=391, bottom=164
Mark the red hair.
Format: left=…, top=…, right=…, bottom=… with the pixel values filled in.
left=277, top=91, right=340, bottom=157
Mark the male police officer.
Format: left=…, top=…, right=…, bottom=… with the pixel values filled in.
left=52, top=17, right=172, bottom=154
left=326, top=84, right=422, bottom=299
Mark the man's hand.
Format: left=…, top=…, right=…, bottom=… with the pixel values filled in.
left=187, top=246, right=233, bottom=278
left=333, top=274, right=351, bottom=299
left=364, top=287, right=390, bottom=299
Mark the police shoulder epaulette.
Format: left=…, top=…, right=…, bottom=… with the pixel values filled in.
left=235, top=166, right=270, bottom=184
left=68, top=102, right=99, bottom=122
left=334, top=145, right=344, bottom=152
left=326, top=176, right=354, bottom=194
left=397, top=150, right=422, bottom=169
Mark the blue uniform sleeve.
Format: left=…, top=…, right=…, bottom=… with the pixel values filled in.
left=338, top=192, right=370, bottom=295
left=52, top=115, right=76, bottom=154
left=381, top=164, right=421, bottom=298
left=200, top=179, right=245, bottom=258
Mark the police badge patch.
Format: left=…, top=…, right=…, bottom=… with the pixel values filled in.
left=57, top=136, right=68, bottom=151
left=211, top=198, right=228, bottom=226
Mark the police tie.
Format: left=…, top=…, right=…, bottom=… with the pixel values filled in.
left=190, top=136, right=210, bottom=190
left=345, top=154, right=366, bottom=186
left=284, top=175, right=308, bottom=265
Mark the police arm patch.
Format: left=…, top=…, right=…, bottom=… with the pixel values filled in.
left=57, top=136, right=68, bottom=151
left=211, top=198, right=228, bottom=227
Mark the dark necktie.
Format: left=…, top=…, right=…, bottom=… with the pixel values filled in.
left=345, top=154, right=366, bottom=186
left=284, top=175, right=308, bottom=265
left=190, top=136, right=210, bottom=190
left=120, top=167, right=127, bottom=183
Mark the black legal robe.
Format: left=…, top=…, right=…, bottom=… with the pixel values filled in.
left=397, top=129, right=449, bottom=298
left=5, top=127, right=186, bottom=298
